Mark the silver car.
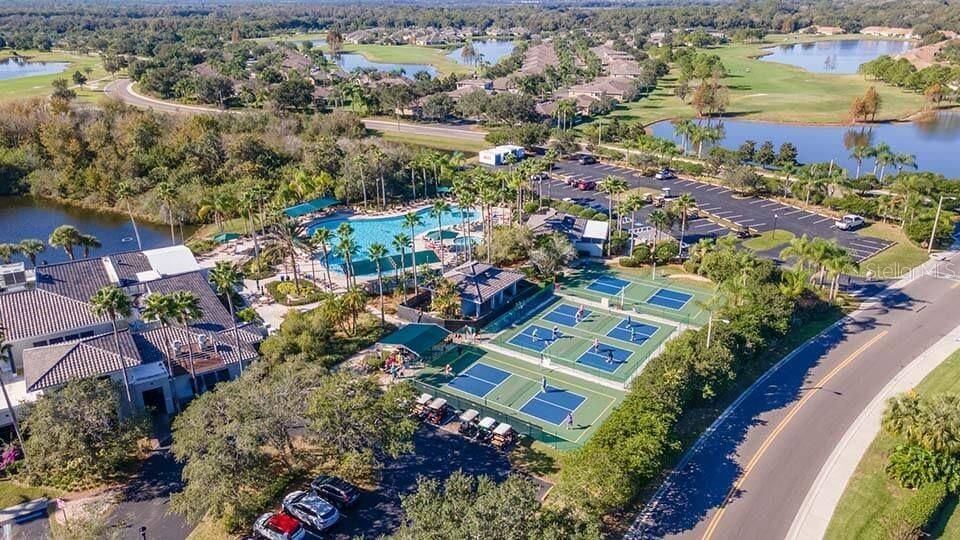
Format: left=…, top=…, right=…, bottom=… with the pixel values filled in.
left=282, top=490, right=340, bottom=532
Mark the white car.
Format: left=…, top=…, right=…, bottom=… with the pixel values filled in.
left=283, top=490, right=340, bottom=533
left=835, top=214, right=865, bottom=231
left=253, top=511, right=306, bottom=540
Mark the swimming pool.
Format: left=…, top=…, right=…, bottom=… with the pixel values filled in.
left=306, top=206, right=477, bottom=270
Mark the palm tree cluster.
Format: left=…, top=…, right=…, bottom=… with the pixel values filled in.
left=848, top=142, right=917, bottom=182
left=779, top=235, right=858, bottom=301
left=673, top=119, right=724, bottom=158
left=1, top=227, right=103, bottom=266
left=140, top=289, right=206, bottom=397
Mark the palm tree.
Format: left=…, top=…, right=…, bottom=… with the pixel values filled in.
left=140, top=292, right=181, bottom=411
left=198, top=190, right=237, bottom=232
left=0, top=326, right=26, bottom=453
left=78, top=234, right=101, bottom=259
left=779, top=268, right=811, bottom=299
left=169, top=290, right=203, bottom=395
left=648, top=209, right=674, bottom=245
left=672, top=118, right=696, bottom=154
left=17, top=239, right=44, bottom=268
left=403, top=212, right=423, bottom=293
left=893, top=153, right=917, bottom=176
left=89, top=286, right=134, bottom=404
left=208, top=262, right=246, bottom=372
left=156, top=181, right=179, bottom=244
left=690, top=124, right=723, bottom=158
left=335, top=223, right=359, bottom=287
left=671, top=193, right=697, bottom=252
left=599, top=176, right=628, bottom=255
left=350, top=151, right=370, bottom=209
left=393, top=232, right=410, bottom=291
left=849, top=145, right=874, bottom=179
left=826, top=250, right=858, bottom=301
left=872, top=142, right=894, bottom=182
left=460, top=41, right=478, bottom=66
left=116, top=182, right=143, bottom=250
left=0, top=244, right=18, bottom=264
left=274, top=219, right=308, bottom=293
left=780, top=234, right=814, bottom=270
left=430, top=200, right=451, bottom=272
left=48, top=225, right=81, bottom=260
left=367, top=243, right=388, bottom=326
left=311, top=228, right=334, bottom=289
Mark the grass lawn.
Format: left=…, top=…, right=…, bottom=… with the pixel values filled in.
left=742, top=229, right=795, bottom=252
left=607, top=35, right=926, bottom=126
left=856, top=222, right=929, bottom=278
left=373, top=129, right=487, bottom=153
left=826, top=348, right=960, bottom=540
left=0, top=480, right=60, bottom=509
left=0, top=50, right=108, bottom=102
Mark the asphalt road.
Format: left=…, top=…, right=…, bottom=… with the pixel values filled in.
left=549, top=160, right=891, bottom=262
left=626, top=252, right=960, bottom=539
left=104, top=79, right=488, bottom=143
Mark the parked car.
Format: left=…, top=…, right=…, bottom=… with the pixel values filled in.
left=577, top=180, right=597, bottom=190
left=310, top=475, right=361, bottom=508
left=254, top=511, right=307, bottom=540
left=835, top=214, right=865, bottom=231
left=577, top=154, right=597, bottom=165
left=282, top=490, right=340, bottom=533
left=654, top=168, right=676, bottom=180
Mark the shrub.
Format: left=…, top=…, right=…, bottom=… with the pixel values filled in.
left=654, top=240, right=680, bottom=264
left=186, top=238, right=217, bottom=255
left=619, top=256, right=642, bottom=267
left=879, top=481, right=948, bottom=540
left=632, top=244, right=652, bottom=263
left=523, top=201, right=541, bottom=214
left=266, top=280, right=323, bottom=306
left=823, top=196, right=879, bottom=218
left=609, top=231, right=629, bottom=256
left=674, top=161, right=705, bottom=176
left=237, top=307, right=259, bottom=323
left=886, top=444, right=960, bottom=492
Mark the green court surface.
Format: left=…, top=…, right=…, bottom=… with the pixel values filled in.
left=559, top=265, right=715, bottom=326
left=492, top=296, right=675, bottom=384
left=413, top=346, right=623, bottom=450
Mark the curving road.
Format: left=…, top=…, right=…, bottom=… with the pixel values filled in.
left=627, top=251, right=960, bottom=539
left=104, top=79, right=488, bottom=143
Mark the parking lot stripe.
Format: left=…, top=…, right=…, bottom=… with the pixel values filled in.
left=784, top=209, right=802, bottom=216
left=750, top=223, right=766, bottom=228
left=748, top=199, right=764, bottom=205
left=797, top=213, right=816, bottom=220
left=738, top=218, right=755, bottom=223
left=713, top=211, right=733, bottom=216
left=814, top=217, right=833, bottom=224
left=760, top=202, right=779, bottom=208
left=706, top=186, right=723, bottom=192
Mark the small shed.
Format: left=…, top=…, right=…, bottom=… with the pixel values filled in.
left=478, top=145, right=525, bottom=166
left=378, top=323, right=451, bottom=361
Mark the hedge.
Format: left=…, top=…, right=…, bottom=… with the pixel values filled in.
left=875, top=481, right=948, bottom=540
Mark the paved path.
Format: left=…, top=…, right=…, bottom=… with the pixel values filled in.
left=105, top=79, right=488, bottom=143
left=626, top=251, right=960, bottom=540
left=550, top=160, right=892, bottom=262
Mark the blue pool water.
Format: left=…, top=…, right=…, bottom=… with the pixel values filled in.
left=307, top=206, right=477, bottom=268
left=760, top=39, right=913, bottom=74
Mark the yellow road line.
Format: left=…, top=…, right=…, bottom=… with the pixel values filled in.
left=701, top=330, right=888, bottom=540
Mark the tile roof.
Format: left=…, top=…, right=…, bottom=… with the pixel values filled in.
left=445, top=262, right=525, bottom=304
left=134, top=326, right=257, bottom=376
left=144, top=271, right=235, bottom=334
left=23, top=331, right=143, bottom=392
left=34, top=258, right=112, bottom=303
left=110, top=252, right=152, bottom=285
left=0, top=288, right=109, bottom=342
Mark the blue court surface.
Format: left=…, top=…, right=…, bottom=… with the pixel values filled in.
left=606, top=319, right=659, bottom=344
left=586, top=276, right=630, bottom=296
left=543, top=304, right=592, bottom=327
left=576, top=344, right=633, bottom=373
left=647, top=288, right=693, bottom=310
left=519, top=387, right=586, bottom=425
left=446, top=363, right=511, bottom=398
left=507, top=324, right=556, bottom=352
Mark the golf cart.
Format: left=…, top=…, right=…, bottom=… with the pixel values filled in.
left=426, top=397, right=449, bottom=425
left=735, top=225, right=753, bottom=239
left=458, top=409, right=481, bottom=438
left=412, top=393, right=433, bottom=419
left=491, top=423, right=517, bottom=450
left=477, top=416, right=498, bottom=444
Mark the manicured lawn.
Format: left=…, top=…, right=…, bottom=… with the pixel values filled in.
left=373, top=129, right=487, bottom=153
left=0, top=50, right=107, bottom=102
left=0, top=480, right=60, bottom=509
left=826, top=348, right=960, bottom=540
left=742, top=229, right=795, bottom=252
left=856, top=222, right=929, bottom=278
left=608, top=35, right=926, bottom=126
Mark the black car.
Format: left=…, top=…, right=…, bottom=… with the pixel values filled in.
left=309, top=475, right=361, bottom=508
left=577, top=154, right=597, bottom=165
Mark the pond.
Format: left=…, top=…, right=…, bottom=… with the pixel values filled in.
left=0, top=196, right=180, bottom=265
left=0, top=57, right=69, bottom=81
left=331, top=52, right=437, bottom=79
left=447, top=40, right=516, bottom=65
left=760, top=39, right=913, bottom=74
left=650, top=112, right=960, bottom=178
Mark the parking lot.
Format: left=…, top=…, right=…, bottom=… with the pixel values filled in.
left=548, top=159, right=892, bottom=262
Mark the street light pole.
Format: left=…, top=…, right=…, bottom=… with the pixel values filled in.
left=706, top=315, right=731, bottom=349
left=772, top=213, right=779, bottom=241
left=928, top=195, right=956, bottom=254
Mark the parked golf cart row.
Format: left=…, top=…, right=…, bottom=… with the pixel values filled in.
left=411, top=393, right=518, bottom=451
left=252, top=475, right=361, bottom=539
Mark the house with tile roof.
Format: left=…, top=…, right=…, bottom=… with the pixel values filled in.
left=0, top=245, right=264, bottom=421
left=442, top=261, right=525, bottom=318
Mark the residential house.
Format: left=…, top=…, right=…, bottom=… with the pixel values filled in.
left=492, top=76, right=518, bottom=93
left=800, top=25, right=846, bottom=35
left=521, top=43, right=558, bottom=75
left=568, top=76, right=636, bottom=101
left=860, top=26, right=917, bottom=39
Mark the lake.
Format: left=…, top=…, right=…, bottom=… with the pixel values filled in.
left=0, top=57, right=69, bottom=81
left=332, top=53, right=437, bottom=78
left=760, top=39, right=914, bottom=74
left=447, top=40, right=516, bottom=65
left=0, top=197, right=180, bottom=265
left=650, top=112, right=960, bottom=178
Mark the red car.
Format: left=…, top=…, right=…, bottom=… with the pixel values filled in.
left=577, top=180, right=596, bottom=190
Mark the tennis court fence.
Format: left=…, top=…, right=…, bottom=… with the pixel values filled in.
left=409, top=378, right=584, bottom=451
left=561, top=285, right=695, bottom=327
